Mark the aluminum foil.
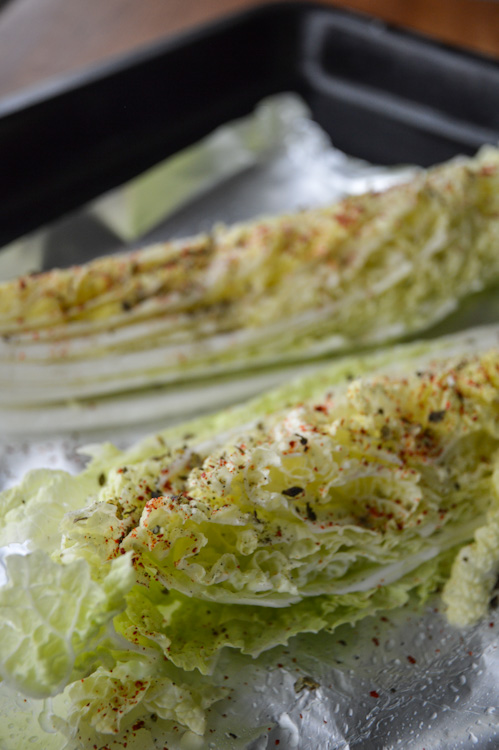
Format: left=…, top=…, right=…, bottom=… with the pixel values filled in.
left=1, top=93, right=499, bottom=749
left=205, top=596, right=499, bottom=750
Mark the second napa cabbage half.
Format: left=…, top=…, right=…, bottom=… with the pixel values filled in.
left=2, top=327, right=499, bottom=746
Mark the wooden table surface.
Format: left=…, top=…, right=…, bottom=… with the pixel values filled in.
left=0, top=0, right=498, bottom=101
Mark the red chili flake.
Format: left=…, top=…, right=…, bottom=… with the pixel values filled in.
left=275, top=741, right=280, bottom=746
left=490, top=622, right=495, bottom=628
left=372, top=637, right=380, bottom=647
left=370, top=690, right=379, bottom=698
left=481, top=164, right=497, bottom=176
left=407, top=655, right=416, bottom=664
left=336, top=211, right=358, bottom=228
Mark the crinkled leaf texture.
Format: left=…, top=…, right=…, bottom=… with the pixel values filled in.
left=0, top=550, right=134, bottom=698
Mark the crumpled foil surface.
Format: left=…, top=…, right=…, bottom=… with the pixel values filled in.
left=1, top=94, right=498, bottom=749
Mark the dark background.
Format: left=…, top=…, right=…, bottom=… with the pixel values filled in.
left=0, top=0, right=498, bottom=102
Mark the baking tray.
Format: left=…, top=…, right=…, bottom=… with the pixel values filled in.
left=2, top=3, right=499, bottom=749
left=0, top=1, right=499, bottom=250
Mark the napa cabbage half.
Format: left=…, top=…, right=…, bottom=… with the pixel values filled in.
left=2, top=325, right=499, bottom=747
left=1, top=147, right=499, bottom=432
